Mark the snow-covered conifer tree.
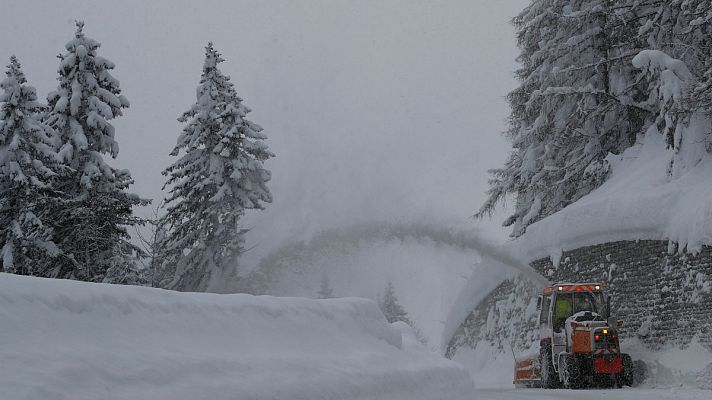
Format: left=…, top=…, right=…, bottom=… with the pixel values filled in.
left=628, top=1, right=712, bottom=177
left=44, top=22, right=147, bottom=282
left=677, top=1, right=712, bottom=114
left=379, top=282, right=410, bottom=324
left=317, top=274, right=335, bottom=299
left=478, top=1, right=657, bottom=236
left=158, top=43, right=273, bottom=292
left=0, top=56, right=60, bottom=275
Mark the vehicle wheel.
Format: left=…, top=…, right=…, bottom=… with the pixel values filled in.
left=561, top=354, right=583, bottom=389
left=617, top=354, right=634, bottom=387
left=632, top=360, right=648, bottom=387
left=540, top=342, right=561, bottom=389
left=601, top=373, right=618, bottom=389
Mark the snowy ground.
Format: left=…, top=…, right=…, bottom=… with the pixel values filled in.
left=453, top=338, right=712, bottom=392
left=463, top=341, right=712, bottom=399
left=474, top=388, right=712, bottom=400
left=0, top=273, right=473, bottom=400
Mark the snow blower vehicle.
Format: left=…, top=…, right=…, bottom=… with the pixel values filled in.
left=513, top=283, right=642, bottom=389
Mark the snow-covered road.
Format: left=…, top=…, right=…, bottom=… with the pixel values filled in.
left=475, top=388, right=710, bottom=400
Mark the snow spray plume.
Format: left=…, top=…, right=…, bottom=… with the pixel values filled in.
left=242, top=220, right=549, bottom=294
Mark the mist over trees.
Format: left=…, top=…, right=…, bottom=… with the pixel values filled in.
left=379, top=282, right=410, bottom=324
left=317, top=274, right=335, bottom=299
left=0, top=24, right=272, bottom=290
left=478, top=0, right=712, bottom=237
left=379, top=281, right=428, bottom=345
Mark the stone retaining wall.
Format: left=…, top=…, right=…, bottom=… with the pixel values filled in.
left=532, top=240, right=712, bottom=350
left=446, top=240, right=712, bottom=357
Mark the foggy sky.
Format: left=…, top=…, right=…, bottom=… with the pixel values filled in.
left=0, top=0, right=528, bottom=269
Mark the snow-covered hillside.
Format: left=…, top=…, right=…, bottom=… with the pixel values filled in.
left=0, top=273, right=474, bottom=400
left=509, top=118, right=712, bottom=263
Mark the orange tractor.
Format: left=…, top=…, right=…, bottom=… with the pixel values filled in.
left=514, top=282, right=641, bottom=389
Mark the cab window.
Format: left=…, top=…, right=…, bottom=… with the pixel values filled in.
left=573, top=292, right=599, bottom=314
left=553, top=293, right=573, bottom=331
left=553, top=291, right=603, bottom=331
left=540, top=295, right=551, bottom=325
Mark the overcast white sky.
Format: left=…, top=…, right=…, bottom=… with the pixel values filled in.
left=1, top=0, right=528, bottom=267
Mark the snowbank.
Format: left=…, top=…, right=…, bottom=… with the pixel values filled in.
left=508, top=126, right=712, bottom=263
left=451, top=341, right=518, bottom=389
left=623, top=337, right=712, bottom=389
left=0, top=273, right=474, bottom=400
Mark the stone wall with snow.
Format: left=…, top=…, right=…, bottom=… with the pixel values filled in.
left=532, top=240, right=712, bottom=350
left=445, top=274, right=539, bottom=358
left=446, top=240, right=712, bottom=386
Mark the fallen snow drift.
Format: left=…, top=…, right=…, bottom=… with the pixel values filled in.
left=0, top=273, right=474, bottom=400
left=509, top=126, right=712, bottom=262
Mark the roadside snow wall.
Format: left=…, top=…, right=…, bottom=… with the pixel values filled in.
left=0, top=273, right=474, bottom=400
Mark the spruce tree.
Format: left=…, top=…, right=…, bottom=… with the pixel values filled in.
left=0, top=56, right=60, bottom=275
left=477, top=1, right=654, bottom=236
left=158, top=43, right=273, bottom=292
left=678, top=1, right=712, bottom=114
left=478, top=0, right=712, bottom=237
left=379, top=282, right=410, bottom=324
left=44, top=22, right=147, bottom=282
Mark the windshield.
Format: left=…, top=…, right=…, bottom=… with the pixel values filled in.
left=552, top=291, right=603, bottom=331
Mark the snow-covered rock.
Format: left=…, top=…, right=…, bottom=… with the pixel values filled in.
left=0, top=273, right=474, bottom=400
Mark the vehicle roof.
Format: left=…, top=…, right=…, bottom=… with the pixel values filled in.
left=550, top=282, right=603, bottom=287
left=542, top=283, right=604, bottom=295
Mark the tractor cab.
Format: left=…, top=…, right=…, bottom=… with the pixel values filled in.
left=550, top=288, right=604, bottom=332
left=537, top=283, right=606, bottom=335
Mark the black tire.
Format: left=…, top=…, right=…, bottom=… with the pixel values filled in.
left=600, top=373, right=618, bottom=389
left=540, top=341, right=561, bottom=389
left=561, top=354, right=583, bottom=389
left=617, top=354, right=634, bottom=387
left=632, top=359, right=648, bottom=387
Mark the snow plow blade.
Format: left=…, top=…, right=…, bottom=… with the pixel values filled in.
left=513, top=354, right=541, bottom=388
